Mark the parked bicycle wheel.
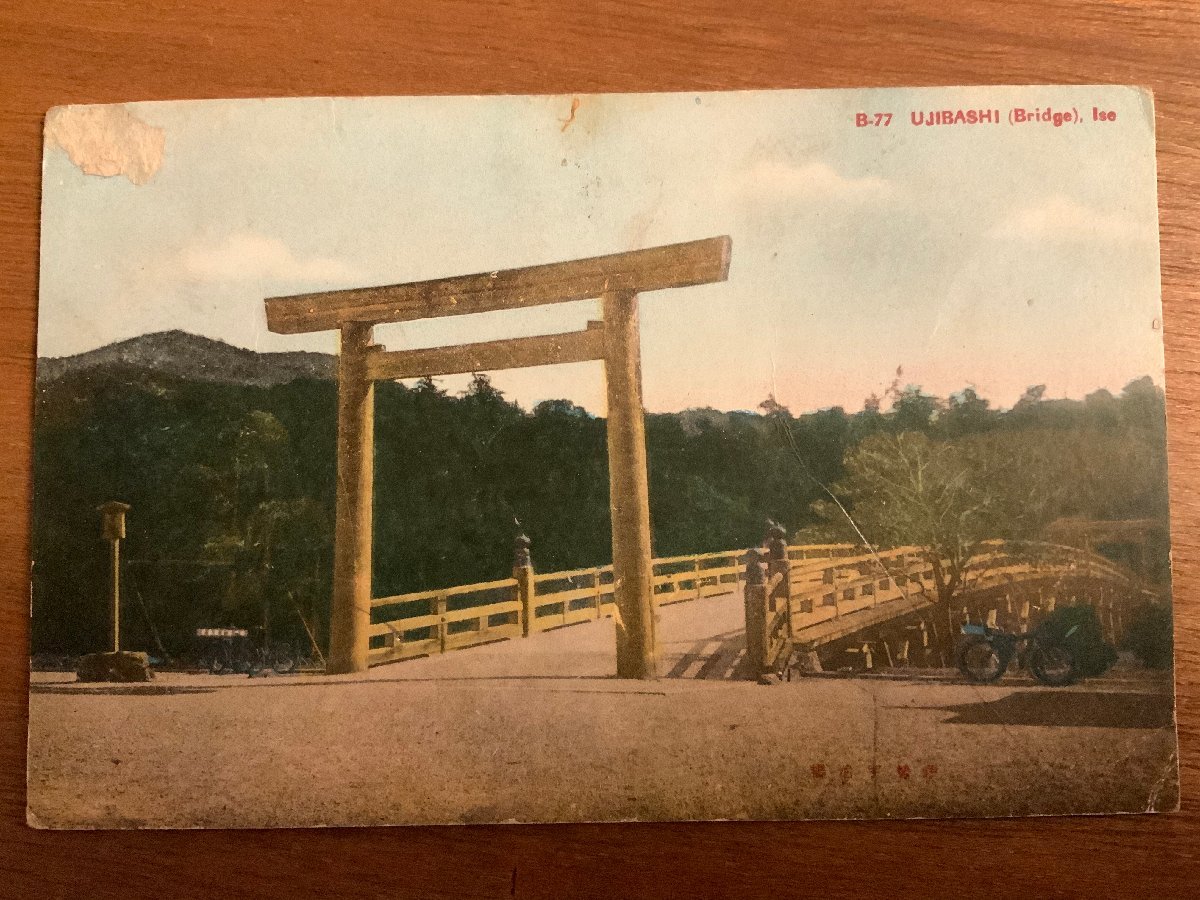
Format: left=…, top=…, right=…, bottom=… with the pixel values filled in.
left=269, top=643, right=296, bottom=674
left=208, top=646, right=233, bottom=675
left=956, top=636, right=1007, bottom=683
left=1028, top=642, right=1078, bottom=686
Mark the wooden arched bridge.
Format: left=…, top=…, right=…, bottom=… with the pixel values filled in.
left=366, top=533, right=1156, bottom=680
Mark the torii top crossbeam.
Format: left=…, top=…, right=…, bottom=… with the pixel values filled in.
left=263, top=235, right=732, bottom=679
left=265, top=236, right=731, bottom=333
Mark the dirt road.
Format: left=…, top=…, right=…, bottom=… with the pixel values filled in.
left=28, top=638, right=1177, bottom=828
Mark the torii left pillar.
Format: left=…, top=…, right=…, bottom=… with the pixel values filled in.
left=328, top=322, right=375, bottom=674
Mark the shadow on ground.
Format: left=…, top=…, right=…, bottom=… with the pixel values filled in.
left=933, top=690, right=1174, bottom=729
left=664, top=629, right=750, bottom=680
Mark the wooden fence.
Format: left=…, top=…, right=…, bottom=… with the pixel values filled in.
left=367, top=539, right=855, bottom=666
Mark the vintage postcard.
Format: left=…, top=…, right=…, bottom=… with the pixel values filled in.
left=28, top=87, right=1177, bottom=828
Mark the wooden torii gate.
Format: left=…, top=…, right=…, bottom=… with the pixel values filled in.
left=264, top=235, right=732, bottom=679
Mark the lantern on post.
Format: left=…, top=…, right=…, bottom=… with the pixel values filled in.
left=97, top=501, right=130, bottom=652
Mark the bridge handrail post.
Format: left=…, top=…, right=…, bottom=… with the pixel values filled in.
left=435, top=592, right=448, bottom=654
left=743, top=548, right=769, bottom=679
left=766, top=523, right=792, bottom=635
left=514, top=533, right=535, bottom=637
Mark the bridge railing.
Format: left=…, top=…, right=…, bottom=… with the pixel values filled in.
left=965, top=540, right=1133, bottom=584
left=744, top=536, right=1151, bottom=679
left=367, top=533, right=1148, bottom=670
left=369, top=577, right=523, bottom=664
left=650, top=550, right=746, bottom=605
left=745, top=538, right=936, bottom=678
left=367, top=541, right=779, bottom=667
left=790, top=546, right=932, bottom=622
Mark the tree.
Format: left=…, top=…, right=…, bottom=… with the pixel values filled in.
left=818, top=430, right=1064, bottom=653
left=224, top=410, right=294, bottom=517
left=890, top=385, right=941, bottom=433
left=1016, top=384, right=1047, bottom=408
left=244, top=498, right=329, bottom=647
left=940, top=387, right=992, bottom=437
left=1083, top=388, right=1121, bottom=431
left=758, top=394, right=791, bottom=418
left=533, top=398, right=592, bottom=419
left=201, top=411, right=328, bottom=649
left=1122, top=601, right=1172, bottom=668
left=1118, top=375, right=1166, bottom=431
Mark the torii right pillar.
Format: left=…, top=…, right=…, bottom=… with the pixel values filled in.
left=603, top=289, right=658, bottom=679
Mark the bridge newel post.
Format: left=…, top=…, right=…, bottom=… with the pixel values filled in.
left=766, top=523, right=792, bottom=633
left=513, top=534, right=535, bottom=637
left=603, top=289, right=658, bottom=680
left=328, top=321, right=375, bottom=675
left=743, top=548, right=769, bottom=679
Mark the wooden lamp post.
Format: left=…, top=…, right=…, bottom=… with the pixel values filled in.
left=97, top=501, right=130, bottom=653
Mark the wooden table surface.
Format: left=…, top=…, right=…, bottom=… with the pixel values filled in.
left=1, top=2, right=1197, bottom=896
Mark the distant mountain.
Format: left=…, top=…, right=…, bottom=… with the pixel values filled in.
left=36, top=330, right=336, bottom=388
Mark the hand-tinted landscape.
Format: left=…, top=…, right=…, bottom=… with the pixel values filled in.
left=32, top=329, right=1170, bottom=665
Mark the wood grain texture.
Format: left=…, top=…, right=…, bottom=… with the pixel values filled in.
left=264, top=236, right=732, bottom=333
left=365, top=325, right=607, bottom=381
left=1, top=1, right=1197, bottom=896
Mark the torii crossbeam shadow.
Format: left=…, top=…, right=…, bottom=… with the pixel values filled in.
left=264, top=236, right=732, bottom=679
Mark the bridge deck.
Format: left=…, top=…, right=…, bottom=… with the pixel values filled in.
left=366, top=588, right=752, bottom=681
left=364, top=582, right=931, bottom=682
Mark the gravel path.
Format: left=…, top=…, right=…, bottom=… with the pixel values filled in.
left=27, top=594, right=1178, bottom=828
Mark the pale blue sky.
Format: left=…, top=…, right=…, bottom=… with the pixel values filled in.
left=39, top=86, right=1164, bottom=415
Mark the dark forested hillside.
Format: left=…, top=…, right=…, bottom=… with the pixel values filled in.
left=30, top=332, right=1170, bottom=657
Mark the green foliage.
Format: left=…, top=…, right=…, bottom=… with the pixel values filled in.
left=1121, top=602, right=1173, bottom=669
left=814, top=378, right=1169, bottom=609
left=31, top=364, right=1170, bottom=658
left=890, top=385, right=942, bottom=434
left=941, top=387, right=993, bottom=437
